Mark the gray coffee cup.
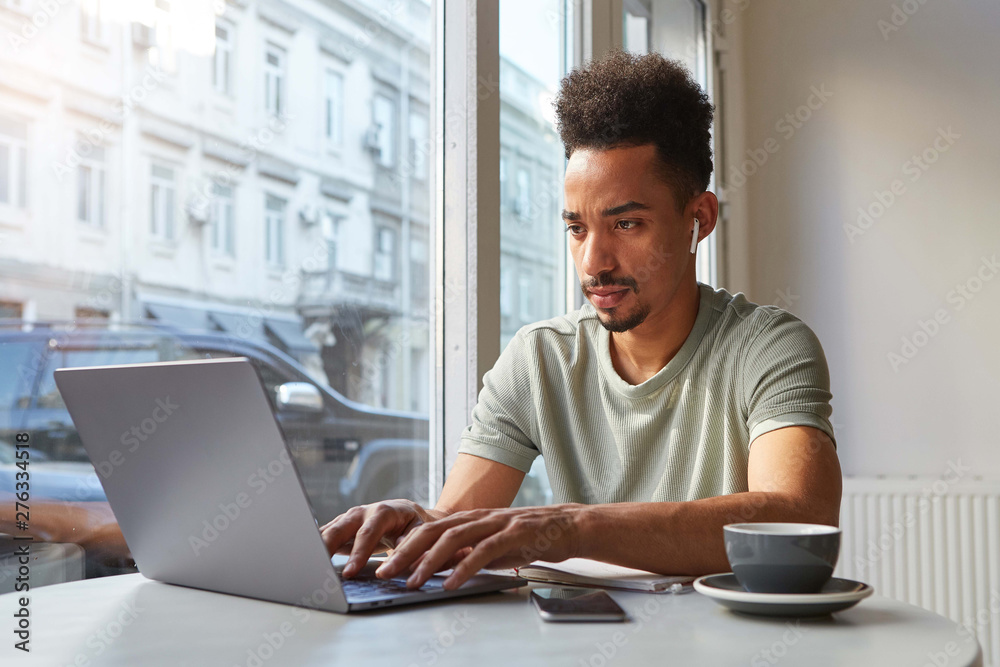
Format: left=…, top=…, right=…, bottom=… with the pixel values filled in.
left=724, top=523, right=841, bottom=594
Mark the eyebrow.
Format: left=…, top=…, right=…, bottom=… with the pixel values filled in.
left=561, top=201, right=651, bottom=221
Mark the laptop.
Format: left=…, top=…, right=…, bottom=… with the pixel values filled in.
left=54, top=357, right=526, bottom=612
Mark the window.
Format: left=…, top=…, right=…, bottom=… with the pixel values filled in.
left=515, top=167, right=531, bottom=219
left=150, top=0, right=175, bottom=72
left=214, top=21, right=234, bottom=96
left=373, top=95, right=395, bottom=167
left=408, top=110, right=428, bottom=179
left=264, top=193, right=285, bottom=267
left=0, top=117, right=27, bottom=210
left=0, top=0, right=437, bottom=586
left=324, top=70, right=343, bottom=146
left=80, top=0, right=104, bottom=45
left=624, top=0, right=715, bottom=284
left=211, top=183, right=235, bottom=256
left=373, top=226, right=395, bottom=281
left=518, top=273, right=531, bottom=321
left=500, top=0, right=574, bottom=508
left=77, top=143, right=105, bottom=226
left=264, top=43, right=286, bottom=117
left=320, top=210, right=339, bottom=273
left=150, top=163, right=176, bottom=240
left=500, top=265, right=512, bottom=317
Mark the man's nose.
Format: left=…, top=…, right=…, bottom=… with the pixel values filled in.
left=580, top=233, right=617, bottom=279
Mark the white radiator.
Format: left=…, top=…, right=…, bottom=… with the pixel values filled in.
left=835, top=476, right=1000, bottom=666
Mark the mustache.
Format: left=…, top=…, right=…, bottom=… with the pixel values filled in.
left=581, top=275, right=639, bottom=293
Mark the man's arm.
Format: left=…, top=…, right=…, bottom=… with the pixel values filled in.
left=375, top=425, right=842, bottom=588
left=434, top=453, right=527, bottom=514
left=570, top=425, right=842, bottom=575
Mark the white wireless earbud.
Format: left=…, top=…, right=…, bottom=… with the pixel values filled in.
left=690, top=218, right=700, bottom=254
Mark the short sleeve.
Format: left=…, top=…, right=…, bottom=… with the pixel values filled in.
left=457, top=329, right=540, bottom=473
left=742, top=311, right=836, bottom=449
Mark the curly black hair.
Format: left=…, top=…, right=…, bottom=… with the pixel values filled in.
left=555, top=49, right=715, bottom=210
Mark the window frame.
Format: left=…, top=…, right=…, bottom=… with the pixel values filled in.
left=0, top=118, right=28, bottom=211
left=76, top=144, right=106, bottom=227
left=211, top=182, right=235, bottom=257
left=372, top=94, right=397, bottom=168
left=214, top=19, right=235, bottom=97
left=149, top=162, right=177, bottom=241
left=264, top=192, right=286, bottom=268
left=324, top=68, right=344, bottom=148
left=264, top=42, right=287, bottom=118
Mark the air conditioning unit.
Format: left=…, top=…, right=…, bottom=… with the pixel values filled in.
left=132, top=22, right=154, bottom=49
left=185, top=196, right=210, bottom=227
left=298, top=204, right=319, bottom=227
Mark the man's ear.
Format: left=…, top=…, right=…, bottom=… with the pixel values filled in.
left=688, top=191, right=719, bottom=242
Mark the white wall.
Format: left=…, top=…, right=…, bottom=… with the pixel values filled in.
left=731, top=0, right=1000, bottom=478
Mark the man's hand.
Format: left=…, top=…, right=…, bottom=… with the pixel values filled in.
left=320, top=499, right=449, bottom=578
left=373, top=504, right=584, bottom=591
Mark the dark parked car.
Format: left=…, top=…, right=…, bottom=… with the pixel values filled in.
left=0, top=320, right=430, bottom=524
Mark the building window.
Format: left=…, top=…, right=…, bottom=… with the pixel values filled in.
left=0, top=301, right=23, bottom=319
left=214, top=20, right=234, bottom=96
left=150, top=163, right=176, bottom=240
left=264, top=193, right=285, bottom=267
left=76, top=144, right=105, bottom=226
left=75, top=306, right=109, bottom=320
left=264, top=43, right=286, bottom=117
left=518, top=274, right=531, bottom=322
left=408, top=110, right=428, bottom=179
left=80, top=0, right=104, bottom=44
left=321, top=210, right=339, bottom=273
left=515, top=167, right=531, bottom=219
left=372, top=95, right=395, bottom=167
left=0, top=118, right=27, bottom=210
left=373, top=226, right=396, bottom=281
left=150, top=0, right=175, bottom=72
left=211, top=183, right=235, bottom=256
left=324, top=69, right=343, bottom=146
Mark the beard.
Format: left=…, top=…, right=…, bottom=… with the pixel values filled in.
left=595, top=300, right=651, bottom=333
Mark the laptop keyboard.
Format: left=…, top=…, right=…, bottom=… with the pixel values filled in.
left=339, top=572, right=445, bottom=601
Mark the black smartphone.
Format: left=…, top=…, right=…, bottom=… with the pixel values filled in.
left=530, top=587, right=628, bottom=622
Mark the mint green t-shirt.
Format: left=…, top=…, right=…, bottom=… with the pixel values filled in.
left=457, top=283, right=835, bottom=504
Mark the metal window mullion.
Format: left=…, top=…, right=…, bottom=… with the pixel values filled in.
left=432, top=0, right=500, bottom=505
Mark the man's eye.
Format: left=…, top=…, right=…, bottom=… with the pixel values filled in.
left=616, top=220, right=638, bottom=230
left=564, top=225, right=583, bottom=235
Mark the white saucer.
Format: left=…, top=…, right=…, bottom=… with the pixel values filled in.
left=693, top=573, right=873, bottom=617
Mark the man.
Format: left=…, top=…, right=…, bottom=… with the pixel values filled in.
left=320, top=50, right=842, bottom=591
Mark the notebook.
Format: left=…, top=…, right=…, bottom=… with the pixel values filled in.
left=514, top=558, right=696, bottom=593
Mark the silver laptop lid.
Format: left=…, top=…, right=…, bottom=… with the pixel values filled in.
left=54, top=357, right=347, bottom=612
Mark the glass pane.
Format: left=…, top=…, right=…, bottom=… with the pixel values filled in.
left=77, top=165, right=91, bottom=221
left=0, top=0, right=435, bottom=585
left=500, top=0, right=572, bottom=508
left=17, top=145, right=26, bottom=208
left=0, top=144, right=8, bottom=204
left=624, top=0, right=715, bottom=284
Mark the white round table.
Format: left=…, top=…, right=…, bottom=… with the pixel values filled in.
left=0, top=573, right=983, bottom=666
